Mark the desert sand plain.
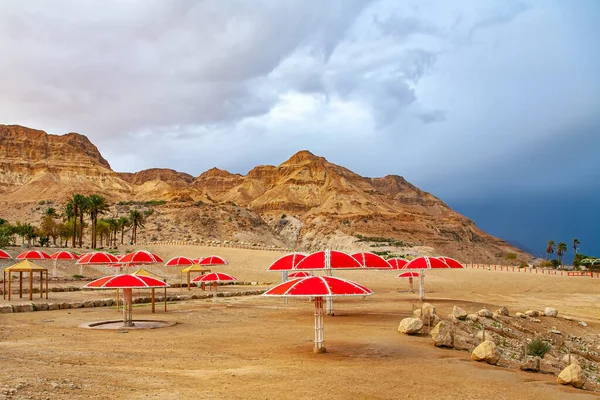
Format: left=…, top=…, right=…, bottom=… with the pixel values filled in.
left=1, top=245, right=599, bottom=399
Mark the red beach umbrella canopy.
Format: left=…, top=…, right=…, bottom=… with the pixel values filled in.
left=77, top=252, right=119, bottom=265
left=85, top=274, right=169, bottom=289
left=400, top=256, right=452, bottom=270
left=437, top=257, right=464, bottom=269
left=263, top=276, right=373, bottom=297
left=165, top=256, right=195, bottom=267
left=350, top=252, right=393, bottom=269
left=50, top=251, right=79, bottom=260
left=192, top=272, right=237, bottom=283
left=397, top=272, right=419, bottom=278
left=267, top=253, right=307, bottom=271
left=288, top=271, right=311, bottom=278
left=387, top=258, right=408, bottom=269
left=195, top=256, right=228, bottom=266
left=119, top=250, right=164, bottom=265
left=16, top=250, right=51, bottom=260
left=294, top=250, right=362, bottom=270
left=0, top=249, right=12, bottom=259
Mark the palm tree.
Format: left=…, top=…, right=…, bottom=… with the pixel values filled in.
left=129, top=210, right=145, bottom=245
left=117, top=216, right=130, bottom=245
left=557, top=242, right=567, bottom=266
left=105, top=217, right=118, bottom=248
left=66, top=196, right=79, bottom=247
left=96, top=219, right=111, bottom=247
left=41, top=208, right=59, bottom=245
left=572, top=238, right=580, bottom=257
left=78, top=196, right=88, bottom=247
left=545, top=240, right=555, bottom=261
left=87, top=194, right=109, bottom=249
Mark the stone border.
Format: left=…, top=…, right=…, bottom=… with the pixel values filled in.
left=0, top=289, right=267, bottom=314
left=79, top=320, right=177, bottom=330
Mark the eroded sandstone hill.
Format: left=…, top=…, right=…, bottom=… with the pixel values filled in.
left=0, top=124, right=529, bottom=262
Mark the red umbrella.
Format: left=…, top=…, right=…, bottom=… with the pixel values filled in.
left=195, top=256, right=228, bottom=266
left=387, top=258, right=408, bottom=269
left=288, top=271, right=311, bottom=278
left=400, top=256, right=457, bottom=300
left=397, top=271, right=419, bottom=293
left=397, top=272, right=419, bottom=278
left=165, top=256, right=195, bottom=267
left=119, top=250, right=164, bottom=265
left=295, top=250, right=362, bottom=270
left=16, top=250, right=51, bottom=260
left=77, top=251, right=119, bottom=265
left=350, top=252, right=393, bottom=269
left=263, top=276, right=373, bottom=353
left=85, top=274, right=169, bottom=327
left=50, top=251, right=79, bottom=277
left=0, top=249, right=11, bottom=259
left=192, top=272, right=237, bottom=302
left=437, top=257, right=464, bottom=269
left=76, top=252, right=119, bottom=276
left=267, top=253, right=307, bottom=271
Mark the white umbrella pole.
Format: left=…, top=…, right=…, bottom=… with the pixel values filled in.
left=419, top=272, right=425, bottom=301
left=213, top=282, right=217, bottom=303
left=53, top=259, right=57, bottom=278
left=79, top=265, right=83, bottom=276
left=314, top=296, right=326, bottom=353
left=282, top=271, right=288, bottom=306
left=122, top=288, right=127, bottom=325
left=326, top=270, right=334, bottom=315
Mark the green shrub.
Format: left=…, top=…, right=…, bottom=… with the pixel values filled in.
left=528, top=338, right=552, bottom=358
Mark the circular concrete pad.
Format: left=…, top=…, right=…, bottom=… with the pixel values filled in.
left=79, top=320, right=176, bottom=330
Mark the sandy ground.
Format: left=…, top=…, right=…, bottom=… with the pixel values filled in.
left=1, top=245, right=599, bottom=399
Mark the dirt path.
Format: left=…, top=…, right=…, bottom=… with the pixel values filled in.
left=0, top=245, right=598, bottom=399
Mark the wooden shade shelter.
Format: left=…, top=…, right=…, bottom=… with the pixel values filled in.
left=132, top=268, right=168, bottom=313
left=180, top=264, right=211, bottom=291
left=3, top=260, right=49, bottom=301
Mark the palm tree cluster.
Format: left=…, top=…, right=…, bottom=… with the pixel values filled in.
left=0, top=194, right=152, bottom=250
left=545, top=238, right=580, bottom=266
left=64, top=193, right=147, bottom=248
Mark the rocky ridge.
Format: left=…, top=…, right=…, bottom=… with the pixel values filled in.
left=0, top=125, right=529, bottom=262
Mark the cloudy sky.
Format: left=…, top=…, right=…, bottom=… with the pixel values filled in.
left=1, top=0, right=599, bottom=257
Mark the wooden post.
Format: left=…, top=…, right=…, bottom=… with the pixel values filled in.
left=19, top=272, right=23, bottom=298
left=40, top=271, right=43, bottom=299
left=164, top=287, right=167, bottom=312
left=482, top=326, right=486, bottom=342
left=151, top=288, right=155, bottom=313
left=29, top=271, right=33, bottom=301
left=45, top=271, right=48, bottom=299
left=3, top=271, right=5, bottom=300
left=116, top=289, right=120, bottom=312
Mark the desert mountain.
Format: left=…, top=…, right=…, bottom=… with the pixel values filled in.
left=0, top=124, right=528, bottom=262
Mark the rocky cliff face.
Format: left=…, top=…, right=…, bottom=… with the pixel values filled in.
left=118, top=168, right=194, bottom=187
left=0, top=125, right=131, bottom=199
left=0, top=125, right=528, bottom=262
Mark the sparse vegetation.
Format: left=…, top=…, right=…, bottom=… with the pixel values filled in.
left=118, top=200, right=166, bottom=207
left=355, top=234, right=412, bottom=247
left=528, top=338, right=552, bottom=358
